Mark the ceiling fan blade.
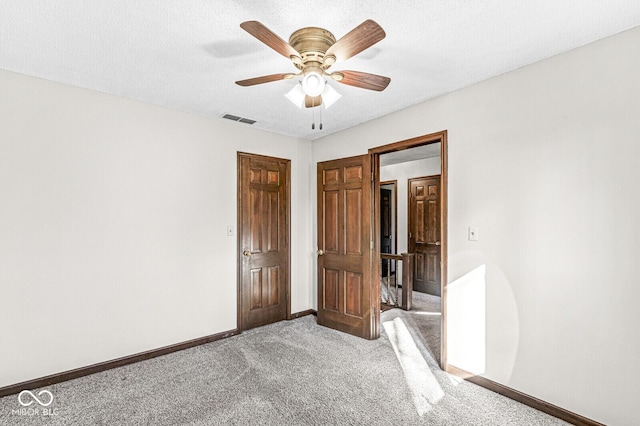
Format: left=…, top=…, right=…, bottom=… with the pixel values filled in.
left=325, top=20, right=386, bottom=63
left=240, top=21, right=301, bottom=60
left=235, top=73, right=293, bottom=87
left=332, top=70, right=390, bottom=91
left=305, top=95, right=323, bottom=108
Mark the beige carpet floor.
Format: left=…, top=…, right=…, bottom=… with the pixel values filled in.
left=0, top=292, right=568, bottom=425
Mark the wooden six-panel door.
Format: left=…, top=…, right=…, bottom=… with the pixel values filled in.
left=317, top=155, right=377, bottom=339
left=408, top=176, right=441, bottom=296
left=238, top=153, right=290, bottom=331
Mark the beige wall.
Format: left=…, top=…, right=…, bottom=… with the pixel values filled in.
left=313, top=26, right=640, bottom=426
left=0, top=70, right=314, bottom=387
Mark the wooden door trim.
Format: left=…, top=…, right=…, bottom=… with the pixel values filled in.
left=369, top=130, right=448, bottom=370
left=380, top=180, right=398, bottom=254
left=237, top=152, right=292, bottom=332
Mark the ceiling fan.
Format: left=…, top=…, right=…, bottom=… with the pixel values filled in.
left=235, top=20, right=390, bottom=110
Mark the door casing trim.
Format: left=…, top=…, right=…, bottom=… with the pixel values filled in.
left=369, top=130, right=448, bottom=370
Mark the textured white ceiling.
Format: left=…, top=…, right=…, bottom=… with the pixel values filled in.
left=1, top=1, right=639, bottom=141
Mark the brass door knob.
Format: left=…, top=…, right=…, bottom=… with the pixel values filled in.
left=317, top=249, right=325, bottom=256
left=243, top=249, right=251, bottom=257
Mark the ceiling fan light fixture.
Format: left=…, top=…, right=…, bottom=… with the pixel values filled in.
left=301, top=68, right=326, bottom=97
left=285, top=83, right=306, bottom=108
left=321, top=84, right=341, bottom=109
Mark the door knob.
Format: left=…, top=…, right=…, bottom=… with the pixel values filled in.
left=435, top=241, right=441, bottom=246
left=317, top=249, right=325, bottom=256
left=427, top=241, right=441, bottom=246
left=243, top=249, right=251, bottom=257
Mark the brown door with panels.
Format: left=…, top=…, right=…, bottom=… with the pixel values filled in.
left=238, top=153, right=290, bottom=331
left=317, top=155, right=377, bottom=339
left=408, top=176, right=441, bottom=296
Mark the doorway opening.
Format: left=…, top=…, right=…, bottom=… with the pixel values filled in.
left=380, top=180, right=397, bottom=275
left=380, top=180, right=398, bottom=312
left=369, top=131, right=448, bottom=370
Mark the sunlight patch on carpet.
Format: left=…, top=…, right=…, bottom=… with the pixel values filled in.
left=446, top=372, right=465, bottom=386
left=383, top=317, right=444, bottom=416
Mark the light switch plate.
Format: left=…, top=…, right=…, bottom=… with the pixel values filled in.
left=226, top=225, right=234, bottom=237
left=468, top=227, right=479, bottom=241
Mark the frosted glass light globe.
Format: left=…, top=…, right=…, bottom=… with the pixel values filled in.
left=301, top=71, right=326, bottom=97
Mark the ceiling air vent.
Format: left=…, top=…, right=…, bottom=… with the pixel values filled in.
left=221, top=113, right=256, bottom=125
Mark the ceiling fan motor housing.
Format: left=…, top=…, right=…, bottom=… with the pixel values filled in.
left=289, top=27, right=337, bottom=70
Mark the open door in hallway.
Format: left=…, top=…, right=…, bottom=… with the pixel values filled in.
left=317, top=155, right=378, bottom=339
left=238, top=153, right=290, bottom=331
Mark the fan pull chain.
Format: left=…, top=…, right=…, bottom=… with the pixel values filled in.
left=310, top=98, right=324, bottom=130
